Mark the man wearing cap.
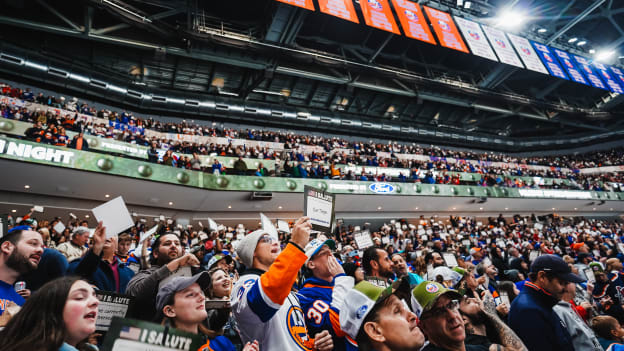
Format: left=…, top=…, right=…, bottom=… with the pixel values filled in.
left=231, top=217, right=333, bottom=351
left=508, top=254, right=585, bottom=351
left=0, top=227, right=44, bottom=316
left=340, top=277, right=425, bottom=351
left=56, top=226, right=89, bottom=262
left=298, top=235, right=355, bottom=351
left=207, top=253, right=234, bottom=273
left=414, top=281, right=526, bottom=351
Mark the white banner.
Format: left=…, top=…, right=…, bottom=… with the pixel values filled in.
left=481, top=26, right=524, bottom=68
left=507, top=34, right=549, bottom=74
left=454, top=17, right=498, bottom=62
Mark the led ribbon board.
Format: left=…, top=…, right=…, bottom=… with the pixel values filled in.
left=318, top=0, right=359, bottom=23
left=593, top=61, right=624, bottom=93
left=609, top=66, right=624, bottom=87
left=391, top=0, right=436, bottom=44
left=572, top=55, right=608, bottom=90
left=423, top=6, right=469, bottom=53
left=507, top=34, right=548, bottom=74
left=481, top=26, right=524, bottom=68
left=453, top=17, right=498, bottom=61
left=531, top=42, right=569, bottom=80
left=274, top=0, right=315, bottom=10
left=359, top=0, right=401, bottom=34
left=552, top=49, right=588, bottom=85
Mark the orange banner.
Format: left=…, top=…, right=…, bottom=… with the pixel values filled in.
left=423, top=6, right=468, bottom=53
left=391, top=0, right=436, bottom=45
left=275, top=0, right=315, bottom=11
left=359, top=0, right=401, bottom=34
left=318, top=0, right=359, bottom=23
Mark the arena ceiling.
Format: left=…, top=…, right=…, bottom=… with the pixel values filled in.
left=0, top=0, right=623, bottom=148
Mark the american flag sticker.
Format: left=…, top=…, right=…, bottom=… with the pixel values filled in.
left=119, top=326, right=141, bottom=340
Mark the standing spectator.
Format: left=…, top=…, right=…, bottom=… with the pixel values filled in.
left=69, top=222, right=135, bottom=293
left=509, top=254, right=584, bottom=351
left=0, top=277, right=99, bottom=351
left=212, top=159, right=224, bottom=174
left=231, top=217, right=333, bottom=351
left=56, top=227, right=89, bottom=262
left=298, top=236, right=355, bottom=351
left=126, top=233, right=200, bottom=321
left=147, top=142, right=159, bottom=163
left=362, top=246, right=395, bottom=288
left=553, top=281, right=602, bottom=351
left=0, top=227, right=44, bottom=315
left=68, top=132, right=89, bottom=151
left=233, top=156, right=247, bottom=175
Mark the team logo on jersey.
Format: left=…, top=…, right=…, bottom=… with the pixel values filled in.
left=356, top=305, right=369, bottom=319
left=237, top=278, right=255, bottom=300
left=368, top=0, right=383, bottom=10
left=286, top=306, right=312, bottom=350
left=495, top=39, right=506, bottom=48
left=404, top=9, right=417, bottom=21
left=438, top=20, right=450, bottom=32
left=425, top=283, right=439, bottom=293
left=468, top=30, right=480, bottom=40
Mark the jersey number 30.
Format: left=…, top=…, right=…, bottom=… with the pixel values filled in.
left=307, top=300, right=330, bottom=325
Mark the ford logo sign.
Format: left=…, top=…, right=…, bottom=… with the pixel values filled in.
left=369, top=183, right=395, bottom=194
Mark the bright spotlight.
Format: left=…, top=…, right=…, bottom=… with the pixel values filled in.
left=589, top=49, right=596, bottom=54
left=568, top=37, right=577, bottom=43
left=595, top=49, right=616, bottom=62
left=537, top=28, right=547, bottom=33
left=577, top=40, right=587, bottom=46
left=495, top=9, right=527, bottom=30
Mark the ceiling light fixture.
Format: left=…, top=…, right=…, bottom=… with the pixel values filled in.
left=11, top=209, right=16, bottom=213
left=105, top=194, right=110, bottom=198
left=577, top=40, right=587, bottom=46
left=85, top=215, right=90, bottom=218
left=568, top=37, right=577, bottom=43
left=495, top=9, right=527, bottom=30
left=589, top=49, right=596, bottom=54
left=595, top=49, right=616, bottom=62
left=24, top=185, right=30, bottom=189
left=537, top=28, right=547, bottom=33
left=168, top=202, right=173, bottom=206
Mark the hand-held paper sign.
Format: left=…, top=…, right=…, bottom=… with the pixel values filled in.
left=303, top=185, right=336, bottom=233
left=92, top=196, right=134, bottom=238
left=100, top=317, right=203, bottom=351
left=260, top=213, right=279, bottom=240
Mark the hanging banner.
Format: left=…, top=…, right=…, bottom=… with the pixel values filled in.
left=453, top=17, right=498, bottom=61
left=531, top=42, right=569, bottom=80
left=423, top=6, right=469, bottom=53
left=359, top=0, right=401, bottom=34
left=481, top=26, right=524, bottom=68
left=552, top=49, right=588, bottom=85
left=572, top=55, right=609, bottom=90
left=318, top=0, right=359, bottom=23
left=593, top=61, right=624, bottom=93
left=274, top=0, right=315, bottom=10
left=507, top=34, right=549, bottom=74
left=609, top=66, right=624, bottom=86
left=391, top=0, right=436, bottom=44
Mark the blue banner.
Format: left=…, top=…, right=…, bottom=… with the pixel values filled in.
left=609, top=66, right=624, bottom=87
left=108, top=121, right=145, bottom=135
left=572, top=55, right=609, bottom=90
left=593, top=62, right=624, bottom=93
left=531, top=42, right=569, bottom=80
left=552, top=49, right=588, bottom=85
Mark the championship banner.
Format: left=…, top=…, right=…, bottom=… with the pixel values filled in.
left=552, top=49, right=588, bottom=85
left=593, top=61, right=624, bottom=93
left=359, top=0, right=401, bottom=34
left=318, top=0, right=359, bottom=23
left=609, top=66, right=624, bottom=86
left=391, top=0, right=436, bottom=44
left=531, top=42, right=569, bottom=80
left=274, top=0, right=315, bottom=10
left=507, top=34, right=548, bottom=74
left=423, top=6, right=469, bottom=53
left=572, top=55, right=608, bottom=90
left=453, top=17, right=497, bottom=61
left=481, top=26, right=524, bottom=68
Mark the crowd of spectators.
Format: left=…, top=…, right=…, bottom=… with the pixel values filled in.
left=2, top=206, right=624, bottom=350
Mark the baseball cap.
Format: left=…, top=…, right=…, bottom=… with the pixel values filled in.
left=530, top=254, right=584, bottom=283
left=340, top=276, right=412, bottom=339
left=589, top=261, right=604, bottom=273
left=304, top=235, right=336, bottom=263
left=411, top=281, right=462, bottom=318
left=155, top=272, right=211, bottom=313
left=430, top=266, right=463, bottom=286
left=235, top=229, right=269, bottom=268
left=207, top=254, right=233, bottom=269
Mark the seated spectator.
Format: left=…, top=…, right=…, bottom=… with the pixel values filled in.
left=69, top=222, right=135, bottom=293
left=20, top=247, right=68, bottom=292
left=0, top=277, right=99, bottom=351
left=592, top=315, right=624, bottom=350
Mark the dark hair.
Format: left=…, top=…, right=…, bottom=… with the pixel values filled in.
left=0, top=276, right=83, bottom=351
left=150, top=233, right=180, bottom=265
left=207, top=267, right=227, bottom=298
left=497, top=280, right=518, bottom=303
left=118, top=233, right=132, bottom=244
left=362, top=247, right=381, bottom=275
left=0, top=229, right=23, bottom=246
left=355, top=296, right=395, bottom=351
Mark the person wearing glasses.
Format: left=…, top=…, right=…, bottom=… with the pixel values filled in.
left=231, top=217, right=334, bottom=351
left=412, top=281, right=526, bottom=351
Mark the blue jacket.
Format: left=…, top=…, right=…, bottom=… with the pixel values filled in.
left=508, top=281, right=575, bottom=351
left=69, top=250, right=135, bottom=293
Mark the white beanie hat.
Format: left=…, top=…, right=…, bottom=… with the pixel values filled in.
left=235, top=229, right=268, bottom=268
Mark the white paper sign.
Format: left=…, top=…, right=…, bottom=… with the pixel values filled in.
left=277, top=220, right=291, bottom=233
left=92, top=196, right=134, bottom=238
left=481, top=25, right=524, bottom=68
left=454, top=17, right=498, bottom=61
left=158, top=266, right=192, bottom=290
left=354, top=231, right=374, bottom=249
left=304, top=186, right=335, bottom=233
left=33, top=206, right=44, bottom=213
left=140, top=224, right=159, bottom=244
left=53, top=221, right=66, bottom=234
left=95, top=291, right=133, bottom=331
left=208, top=218, right=218, bottom=232
left=442, top=252, right=458, bottom=267
left=508, top=33, right=549, bottom=74
left=260, top=213, right=278, bottom=240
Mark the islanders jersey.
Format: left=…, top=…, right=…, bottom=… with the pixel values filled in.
left=298, top=275, right=358, bottom=351
left=231, top=244, right=314, bottom=351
